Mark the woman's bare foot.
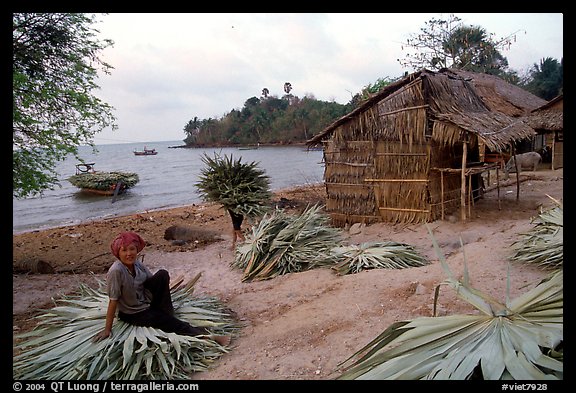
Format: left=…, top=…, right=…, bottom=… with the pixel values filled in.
left=211, top=335, right=231, bottom=346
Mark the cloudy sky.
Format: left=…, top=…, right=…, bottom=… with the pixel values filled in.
left=92, top=13, right=563, bottom=145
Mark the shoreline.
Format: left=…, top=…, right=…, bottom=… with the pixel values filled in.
left=12, top=182, right=325, bottom=236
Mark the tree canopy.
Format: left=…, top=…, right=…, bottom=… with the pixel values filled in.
left=183, top=91, right=352, bottom=147
left=521, top=57, right=563, bottom=100
left=398, top=14, right=522, bottom=81
left=13, top=13, right=116, bottom=198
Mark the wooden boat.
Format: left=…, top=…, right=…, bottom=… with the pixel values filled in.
left=238, top=143, right=260, bottom=150
left=68, top=164, right=139, bottom=197
left=79, top=187, right=123, bottom=196
left=134, top=147, right=158, bottom=156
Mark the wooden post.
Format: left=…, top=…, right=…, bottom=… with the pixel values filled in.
left=551, top=137, right=556, bottom=170
left=496, top=166, right=501, bottom=210
left=468, top=173, right=472, bottom=217
left=511, top=144, right=520, bottom=201
left=461, top=141, right=468, bottom=221
left=440, top=170, right=445, bottom=220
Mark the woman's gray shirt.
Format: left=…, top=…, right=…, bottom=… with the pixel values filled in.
left=106, top=258, right=153, bottom=314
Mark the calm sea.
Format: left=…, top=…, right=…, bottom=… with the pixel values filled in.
left=13, top=141, right=325, bottom=234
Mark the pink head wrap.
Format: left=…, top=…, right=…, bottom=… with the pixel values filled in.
left=110, top=232, right=146, bottom=259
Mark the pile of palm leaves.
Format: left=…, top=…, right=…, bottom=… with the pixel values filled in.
left=337, top=225, right=563, bottom=380
left=68, top=171, right=140, bottom=191
left=330, top=241, right=430, bottom=275
left=232, top=204, right=342, bottom=282
left=509, top=200, right=563, bottom=270
left=13, top=274, right=240, bottom=380
left=195, top=152, right=272, bottom=218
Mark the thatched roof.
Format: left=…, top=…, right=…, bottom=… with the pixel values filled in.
left=523, top=94, right=563, bottom=131
left=307, top=68, right=546, bottom=150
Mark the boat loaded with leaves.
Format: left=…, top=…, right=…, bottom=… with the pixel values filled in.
left=68, top=163, right=140, bottom=196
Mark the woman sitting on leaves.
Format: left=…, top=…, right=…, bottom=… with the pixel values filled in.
left=93, top=231, right=230, bottom=346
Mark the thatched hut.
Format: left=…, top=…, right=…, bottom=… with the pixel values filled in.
left=306, top=68, right=546, bottom=226
left=524, top=94, right=563, bottom=169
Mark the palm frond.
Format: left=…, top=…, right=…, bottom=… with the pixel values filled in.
left=232, top=204, right=342, bottom=281
left=330, top=241, right=430, bottom=275
left=509, top=202, right=563, bottom=270
left=13, top=275, right=240, bottom=380
left=194, top=152, right=272, bottom=217
left=68, top=171, right=140, bottom=191
left=337, top=225, right=563, bottom=380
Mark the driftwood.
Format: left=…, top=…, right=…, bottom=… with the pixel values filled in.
left=164, top=225, right=220, bottom=245
left=14, top=259, right=55, bottom=274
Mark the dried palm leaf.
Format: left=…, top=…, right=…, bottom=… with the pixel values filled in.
left=13, top=274, right=240, bottom=380
left=195, top=152, right=272, bottom=217
left=330, top=241, right=430, bottom=275
left=232, top=204, right=342, bottom=281
left=509, top=201, right=563, bottom=270
left=337, top=225, right=562, bottom=380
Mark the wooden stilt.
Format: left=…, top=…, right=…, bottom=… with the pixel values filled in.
left=460, top=141, right=468, bottom=221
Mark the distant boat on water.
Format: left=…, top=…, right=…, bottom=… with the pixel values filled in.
left=134, top=147, right=158, bottom=156
left=238, top=143, right=260, bottom=150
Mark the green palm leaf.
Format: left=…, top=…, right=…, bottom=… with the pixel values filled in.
left=337, top=225, right=563, bottom=380
left=68, top=171, right=140, bottom=190
left=330, top=241, right=430, bottom=275
left=509, top=201, right=563, bottom=270
left=195, top=152, right=272, bottom=217
left=13, top=275, right=240, bottom=380
left=232, top=204, right=342, bottom=281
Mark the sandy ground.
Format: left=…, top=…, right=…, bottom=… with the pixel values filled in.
left=13, top=168, right=563, bottom=380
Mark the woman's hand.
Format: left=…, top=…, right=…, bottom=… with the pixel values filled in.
left=92, top=329, right=111, bottom=342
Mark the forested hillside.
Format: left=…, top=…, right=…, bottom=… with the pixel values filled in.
left=182, top=94, right=354, bottom=147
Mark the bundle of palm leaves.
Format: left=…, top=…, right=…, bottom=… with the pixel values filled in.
left=330, top=241, right=430, bottom=275
left=13, top=274, right=240, bottom=380
left=232, top=204, right=342, bottom=282
left=509, top=201, right=563, bottom=270
left=195, top=152, right=272, bottom=217
left=68, top=171, right=140, bottom=191
left=337, top=226, right=563, bottom=380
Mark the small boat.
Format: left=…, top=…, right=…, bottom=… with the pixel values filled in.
left=238, top=143, right=260, bottom=151
left=68, top=164, right=140, bottom=197
left=134, top=147, right=158, bottom=156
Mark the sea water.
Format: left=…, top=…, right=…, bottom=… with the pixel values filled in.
left=12, top=141, right=325, bottom=234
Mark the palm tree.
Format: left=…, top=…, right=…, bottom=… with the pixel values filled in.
left=195, top=152, right=272, bottom=219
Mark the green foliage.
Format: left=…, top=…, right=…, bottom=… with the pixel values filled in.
left=232, top=204, right=342, bottom=281
left=231, top=206, right=432, bottom=281
left=13, top=277, right=240, bottom=380
left=183, top=94, right=351, bottom=147
left=520, top=57, right=563, bottom=100
left=398, top=14, right=517, bottom=77
left=67, top=171, right=140, bottom=191
left=13, top=13, right=116, bottom=198
left=337, top=226, right=563, bottom=380
left=509, top=202, right=563, bottom=270
left=195, top=152, right=272, bottom=217
left=347, top=77, right=401, bottom=107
